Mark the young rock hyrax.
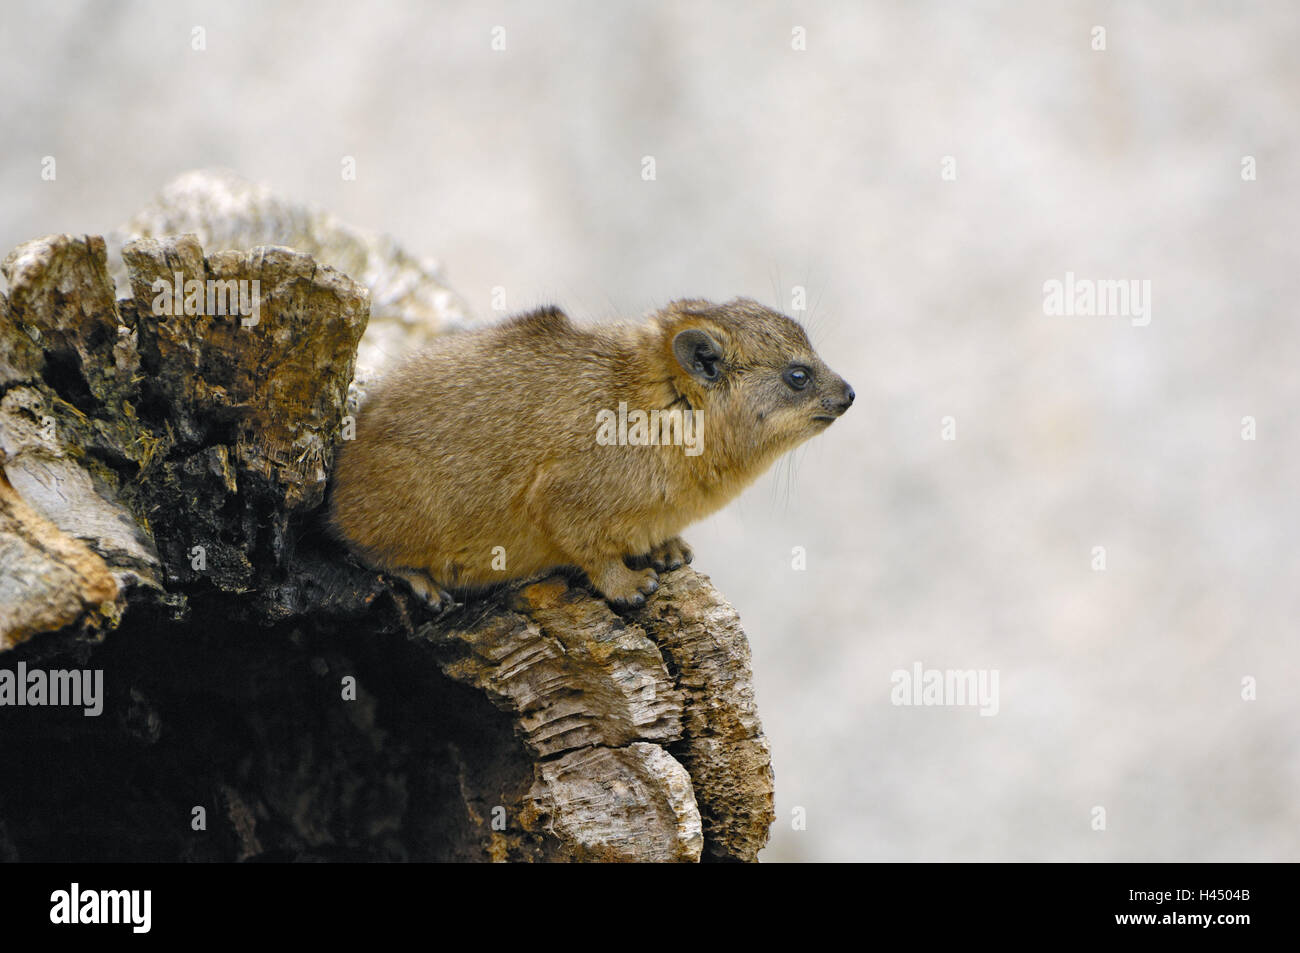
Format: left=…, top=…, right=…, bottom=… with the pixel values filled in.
left=329, top=297, right=853, bottom=609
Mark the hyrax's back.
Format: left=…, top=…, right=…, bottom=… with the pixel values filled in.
left=331, top=308, right=611, bottom=586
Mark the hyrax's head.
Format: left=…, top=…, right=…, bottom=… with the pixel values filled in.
left=656, top=297, right=854, bottom=465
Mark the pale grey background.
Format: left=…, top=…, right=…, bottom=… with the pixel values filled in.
left=3, top=0, right=1296, bottom=861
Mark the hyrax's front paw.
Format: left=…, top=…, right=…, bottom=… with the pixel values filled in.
left=589, top=560, right=659, bottom=609
left=645, top=536, right=693, bottom=573
left=395, top=569, right=456, bottom=614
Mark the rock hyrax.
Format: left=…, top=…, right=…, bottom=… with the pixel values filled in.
left=330, top=297, right=853, bottom=608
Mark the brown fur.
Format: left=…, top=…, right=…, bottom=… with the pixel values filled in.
left=329, top=297, right=853, bottom=607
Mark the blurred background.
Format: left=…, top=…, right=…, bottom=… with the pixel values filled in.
left=2, top=0, right=1296, bottom=861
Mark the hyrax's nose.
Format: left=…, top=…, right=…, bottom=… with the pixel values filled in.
left=833, top=380, right=855, bottom=415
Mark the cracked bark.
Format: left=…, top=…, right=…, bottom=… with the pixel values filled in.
left=0, top=172, right=775, bottom=862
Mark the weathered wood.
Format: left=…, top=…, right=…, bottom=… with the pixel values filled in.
left=637, top=569, right=776, bottom=862
left=0, top=469, right=119, bottom=651
left=109, top=169, right=475, bottom=385
left=0, top=176, right=776, bottom=861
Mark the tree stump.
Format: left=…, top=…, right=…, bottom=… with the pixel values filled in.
left=0, top=173, right=774, bottom=862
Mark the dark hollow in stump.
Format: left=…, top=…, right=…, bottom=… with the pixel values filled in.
left=0, top=181, right=775, bottom=862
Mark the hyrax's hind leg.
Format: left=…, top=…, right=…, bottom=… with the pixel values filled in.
left=528, top=468, right=659, bottom=608
left=584, top=558, right=659, bottom=609
left=639, top=536, right=693, bottom=573
left=394, top=569, right=456, bottom=614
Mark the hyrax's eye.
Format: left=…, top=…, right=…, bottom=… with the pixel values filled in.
left=783, top=366, right=811, bottom=390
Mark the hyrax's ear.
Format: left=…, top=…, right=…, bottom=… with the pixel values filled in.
left=672, top=328, right=723, bottom=384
